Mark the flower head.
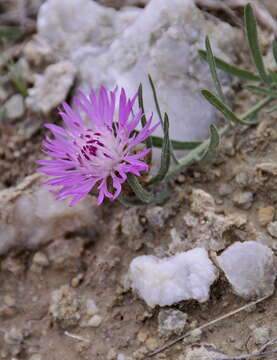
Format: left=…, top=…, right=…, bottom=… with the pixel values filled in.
left=37, top=87, right=158, bottom=206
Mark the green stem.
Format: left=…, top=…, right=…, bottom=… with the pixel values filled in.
left=165, top=96, right=273, bottom=181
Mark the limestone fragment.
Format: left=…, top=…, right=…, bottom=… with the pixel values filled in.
left=158, top=309, right=188, bottom=337
left=32, top=252, right=49, bottom=267
left=4, top=94, right=25, bottom=121
left=0, top=173, right=100, bottom=255
left=26, top=61, right=76, bottom=114
left=258, top=206, right=275, bottom=226
left=129, top=248, right=218, bottom=307
left=267, top=221, right=277, bottom=238
left=233, top=191, right=254, bottom=210
left=34, top=0, right=238, bottom=149
left=217, top=241, right=276, bottom=299
left=49, top=285, right=81, bottom=328
left=145, top=206, right=168, bottom=229
left=179, top=345, right=227, bottom=360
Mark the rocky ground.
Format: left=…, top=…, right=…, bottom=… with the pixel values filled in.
left=0, top=1, right=276, bottom=360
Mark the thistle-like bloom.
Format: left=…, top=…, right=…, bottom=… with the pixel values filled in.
left=37, top=87, right=158, bottom=206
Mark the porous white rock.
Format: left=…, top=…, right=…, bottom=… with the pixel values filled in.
left=26, top=61, right=76, bottom=114
left=217, top=241, right=277, bottom=299
left=4, top=94, right=25, bottom=121
left=33, top=0, right=238, bottom=147
left=0, top=174, right=100, bottom=255
left=129, top=248, right=218, bottom=307
left=158, top=309, right=188, bottom=337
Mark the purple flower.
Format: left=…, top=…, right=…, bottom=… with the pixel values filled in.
left=37, top=87, right=158, bottom=206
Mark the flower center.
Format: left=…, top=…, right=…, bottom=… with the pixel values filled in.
left=72, top=127, right=126, bottom=176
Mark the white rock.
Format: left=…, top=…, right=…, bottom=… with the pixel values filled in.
left=267, top=221, right=277, bottom=238
left=37, top=0, right=133, bottom=54
left=0, top=173, right=101, bottom=255
left=26, top=61, right=76, bottom=114
left=158, top=309, right=188, bottom=337
left=34, top=0, right=238, bottom=149
left=129, top=248, right=218, bottom=307
left=179, top=345, right=227, bottom=360
left=85, top=299, right=99, bottom=316
left=4, top=94, right=25, bottom=121
left=217, top=241, right=276, bottom=299
left=86, top=314, right=103, bottom=327
left=32, top=252, right=49, bottom=267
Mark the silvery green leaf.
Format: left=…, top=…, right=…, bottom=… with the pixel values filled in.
left=268, top=69, right=277, bottom=85
left=148, top=74, right=178, bottom=164
left=199, top=50, right=260, bottom=81
left=149, top=113, right=171, bottom=184
left=205, top=36, right=226, bottom=103
left=148, top=74, right=163, bottom=123
left=0, top=26, right=24, bottom=40
left=244, top=4, right=269, bottom=85
left=127, top=173, right=153, bottom=204
left=118, top=184, right=172, bottom=207
left=138, top=83, right=152, bottom=153
left=266, top=104, right=277, bottom=113
left=201, top=89, right=259, bottom=125
left=152, top=136, right=201, bottom=150
left=273, top=39, right=277, bottom=65
left=117, top=195, right=147, bottom=206
left=199, top=124, right=220, bottom=166
left=245, top=85, right=277, bottom=97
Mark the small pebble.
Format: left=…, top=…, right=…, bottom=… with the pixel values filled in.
left=85, top=299, right=99, bottom=316
left=250, top=325, right=271, bottom=345
left=235, top=172, right=248, bottom=186
left=4, top=94, right=25, bottom=121
left=29, top=355, right=42, bottom=360
left=233, top=191, right=254, bottom=210
left=4, top=295, right=16, bottom=306
left=267, top=221, right=277, bottom=238
left=183, top=329, right=202, bottom=344
left=87, top=314, right=103, bottom=327
left=258, top=207, right=274, bottom=227
left=71, top=273, right=84, bottom=288
left=107, top=348, right=117, bottom=360
left=4, top=328, right=23, bottom=345
left=146, top=337, right=159, bottom=351
left=158, top=309, right=187, bottom=337
left=137, top=330, right=148, bottom=343
left=32, top=252, right=49, bottom=267
left=176, top=174, right=186, bottom=184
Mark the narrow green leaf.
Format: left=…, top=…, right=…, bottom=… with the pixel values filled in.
left=266, top=104, right=277, bottom=113
left=148, top=74, right=179, bottom=164
left=272, top=39, right=277, bottom=65
left=148, top=74, right=163, bottom=123
left=127, top=174, right=153, bottom=204
left=118, top=184, right=172, bottom=206
left=268, top=69, right=277, bottom=85
left=205, top=36, right=226, bottom=103
left=0, top=108, right=6, bottom=120
left=199, top=50, right=260, bottom=81
left=152, top=136, right=201, bottom=150
left=117, top=195, right=147, bottom=207
left=138, top=83, right=152, bottom=160
left=138, top=84, right=146, bottom=127
left=240, top=96, right=273, bottom=122
left=0, top=26, right=24, bottom=40
left=199, top=125, right=220, bottom=166
left=10, top=75, right=28, bottom=97
left=149, top=114, right=171, bottom=185
left=245, top=85, right=277, bottom=97
left=244, top=3, right=269, bottom=84
left=201, top=89, right=257, bottom=125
